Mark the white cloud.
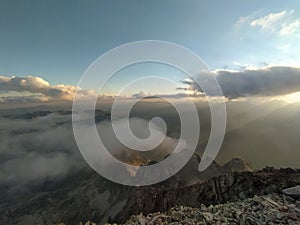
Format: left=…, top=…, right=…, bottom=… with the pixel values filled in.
left=239, top=10, right=300, bottom=38
left=0, top=75, right=97, bottom=103
left=280, top=19, right=300, bottom=36
left=250, top=10, right=288, bottom=30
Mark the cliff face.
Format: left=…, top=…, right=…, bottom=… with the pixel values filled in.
left=1, top=167, right=299, bottom=225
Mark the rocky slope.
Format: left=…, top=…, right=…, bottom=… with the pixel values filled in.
left=110, top=192, right=300, bottom=225
left=1, top=167, right=299, bottom=225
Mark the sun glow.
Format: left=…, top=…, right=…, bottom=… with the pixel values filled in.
left=284, top=92, right=300, bottom=103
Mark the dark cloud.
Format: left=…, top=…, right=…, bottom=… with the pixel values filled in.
left=186, top=66, right=300, bottom=99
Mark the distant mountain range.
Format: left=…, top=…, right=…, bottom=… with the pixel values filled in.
left=3, top=109, right=110, bottom=120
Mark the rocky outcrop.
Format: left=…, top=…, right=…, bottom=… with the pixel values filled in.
left=222, top=157, right=252, bottom=173
left=1, top=167, right=299, bottom=225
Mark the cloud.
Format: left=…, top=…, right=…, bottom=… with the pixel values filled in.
left=0, top=75, right=97, bottom=103
left=178, top=78, right=202, bottom=93
left=235, top=15, right=251, bottom=29
left=237, top=10, right=300, bottom=37
left=0, top=113, right=83, bottom=187
left=3, top=66, right=300, bottom=103
left=250, top=11, right=288, bottom=30
left=187, top=66, right=300, bottom=99
left=98, top=118, right=180, bottom=160
left=280, top=18, right=300, bottom=36
left=0, top=109, right=182, bottom=191
left=132, top=91, right=149, bottom=99
left=99, top=67, right=300, bottom=100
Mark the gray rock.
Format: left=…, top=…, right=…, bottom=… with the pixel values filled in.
left=282, top=185, right=300, bottom=200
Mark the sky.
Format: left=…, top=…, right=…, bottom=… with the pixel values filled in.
left=0, top=0, right=300, bottom=101
left=0, top=1, right=299, bottom=83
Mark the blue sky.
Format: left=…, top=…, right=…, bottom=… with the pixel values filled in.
left=0, top=0, right=299, bottom=89
left=101, top=62, right=189, bottom=95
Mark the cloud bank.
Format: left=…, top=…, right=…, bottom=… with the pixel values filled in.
left=1, top=66, right=300, bottom=103
left=0, top=110, right=180, bottom=191
left=0, top=113, right=81, bottom=189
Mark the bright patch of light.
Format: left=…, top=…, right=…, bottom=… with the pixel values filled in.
left=284, top=92, right=300, bottom=103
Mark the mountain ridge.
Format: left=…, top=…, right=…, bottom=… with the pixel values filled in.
left=1, top=166, right=299, bottom=225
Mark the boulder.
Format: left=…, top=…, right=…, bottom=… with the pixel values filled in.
left=282, top=185, right=300, bottom=200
